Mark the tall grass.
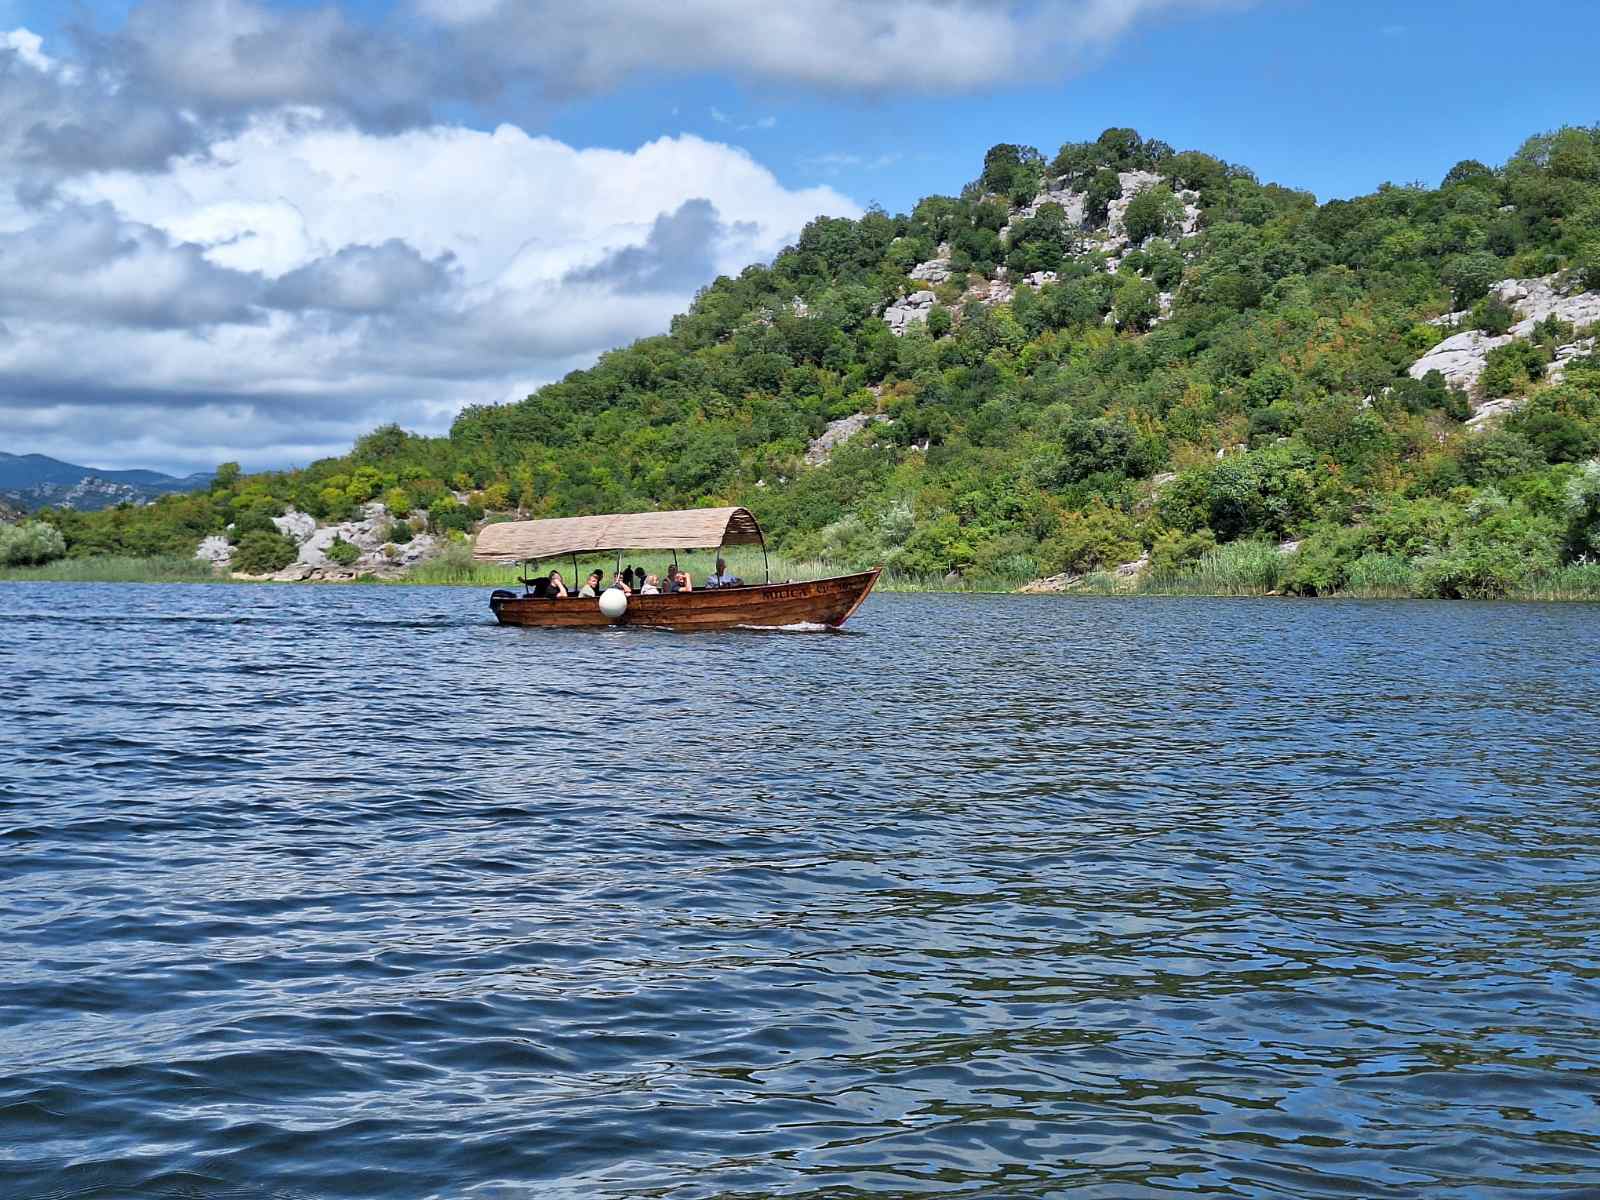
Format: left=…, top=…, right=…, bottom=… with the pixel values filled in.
left=0, top=554, right=218, bottom=583
left=1138, top=541, right=1287, bottom=596
left=401, top=543, right=1030, bottom=593
left=1510, top=561, right=1600, bottom=600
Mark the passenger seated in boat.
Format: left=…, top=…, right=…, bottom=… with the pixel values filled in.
left=608, top=571, right=632, bottom=595
left=621, top=566, right=635, bottom=591
left=546, top=570, right=569, bottom=598
left=705, top=558, right=743, bottom=588
left=640, top=574, right=661, bottom=594
left=578, top=569, right=604, bottom=598
left=664, top=566, right=692, bottom=593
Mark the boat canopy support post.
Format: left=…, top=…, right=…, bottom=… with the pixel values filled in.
left=758, top=528, right=770, bottom=584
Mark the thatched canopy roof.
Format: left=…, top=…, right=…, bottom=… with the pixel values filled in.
left=474, top=506, right=764, bottom=562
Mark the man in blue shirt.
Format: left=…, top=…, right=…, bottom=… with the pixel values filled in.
left=705, top=558, right=742, bottom=588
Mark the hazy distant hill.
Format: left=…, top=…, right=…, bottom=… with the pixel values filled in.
left=0, top=452, right=213, bottom=512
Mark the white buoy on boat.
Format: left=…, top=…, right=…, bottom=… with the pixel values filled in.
left=598, top=587, right=627, bottom=619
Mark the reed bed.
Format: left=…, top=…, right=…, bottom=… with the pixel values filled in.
left=0, top=555, right=218, bottom=583
left=7, top=544, right=1598, bottom=600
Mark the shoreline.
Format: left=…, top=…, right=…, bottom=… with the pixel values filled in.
left=4, top=558, right=1599, bottom=602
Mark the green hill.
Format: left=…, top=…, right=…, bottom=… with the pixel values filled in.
left=33, top=125, right=1600, bottom=597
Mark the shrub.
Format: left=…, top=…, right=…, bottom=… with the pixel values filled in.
left=0, top=520, right=67, bottom=567
left=1113, top=276, right=1161, bottom=331
left=1157, top=443, right=1317, bottom=541
left=1085, top=169, right=1123, bottom=226
left=1471, top=295, right=1515, bottom=334
left=1566, top=459, right=1600, bottom=558
left=325, top=537, right=361, bottom=566
left=1442, top=251, right=1502, bottom=309
left=1283, top=524, right=1366, bottom=595
left=1415, top=494, right=1561, bottom=597
left=387, top=518, right=414, bottom=545
left=382, top=487, right=414, bottom=516
left=1460, top=430, right=1541, bottom=483
left=1577, top=236, right=1600, bottom=291
left=1123, top=187, right=1183, bottom=244
left=1480, top=340, right=1548, bottom=397
left=925, top=306, right=952, bottom=338
left=232, top=530, right=298, bottom=574
left=1041, top=504, right=1142, bottom=574
left=1149, top=528, right=1216, bottom=574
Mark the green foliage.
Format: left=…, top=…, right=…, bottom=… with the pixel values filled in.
left=38, top=122, right=1600, bottom=601
left=1471, top=295, right=1515, bottom=334
left=1565, top=459, right=1600, bottom=558
left=1159, top=445, right=1316, bottom=541
left=324, top=537, right=361, bottom=566
left=1480, top=340, right=1548, bottom=397
left=1041, top=504, right=1142, bottom=574
left=1442, top=251, right=1502, bottom=308
left=1123, top=187, right=1183, bottom=245
left=1148, top=528, right=1216, bottom=574
left=1415, top=491, right=1561, bottom=597
left=1085, top=169, right=1123, bottom=226
left=0, top=520, right=67, bottom=566
left=232, top=531, right=298, bottom=575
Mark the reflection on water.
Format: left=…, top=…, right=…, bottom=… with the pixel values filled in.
left=3, top=583, right=1599, bottom=1198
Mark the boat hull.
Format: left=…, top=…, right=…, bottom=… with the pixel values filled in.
left=489, top=567, right=880, bottom=631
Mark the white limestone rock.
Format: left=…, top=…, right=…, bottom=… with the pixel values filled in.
left=195, top=534, right=232, bottom=569
left=883, top=290, right=938, bottom=335
left=1464, top=397, right=1525, bottom=431
left=909, top=258, right=953, bottom=283
left=1548, top=337, right=1597, bottom=383
left=1407, top=329, right=1514, bottom=391
left=271, top=509, right=317, bottom=543
left=805, top=413, right=891, bottom=466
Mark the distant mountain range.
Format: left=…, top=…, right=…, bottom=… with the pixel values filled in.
left=0, top=452, right=214, bottom=513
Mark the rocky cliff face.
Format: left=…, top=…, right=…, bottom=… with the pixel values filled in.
left=1408, top=273, right=1600, bottom=429
left=198, top=501, right=442, bottom=581
left=883, top=169, right=1201, bottom=337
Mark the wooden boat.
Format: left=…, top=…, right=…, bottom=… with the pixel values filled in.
left=474, top=506, right=880, bottom=632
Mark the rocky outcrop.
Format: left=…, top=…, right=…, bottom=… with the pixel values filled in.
left=805, top=412, right=891, bottom=465
left=884, top=290, right=938, bottom=336
left=1408, top=328, right=1512, bottom=392
left=195, top=534, right=232, bottom=570
left=1464, top=397, right=1524, bottom=431
left=207, top=502, right=440, bottom=581
left=908, top=258, right=953, bottom=284
left=1411, top=275, right=1600, bottom=393
left=271, top=510, right=316, bottom=542
left=1020, top=554, right=1148, bottom=594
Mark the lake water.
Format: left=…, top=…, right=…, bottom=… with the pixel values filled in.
left=4, top=582, right=1600, bottom=1199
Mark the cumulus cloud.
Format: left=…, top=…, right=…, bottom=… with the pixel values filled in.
left=0, top=105, right=857, bottom=473
left=4, top=0, right=1259, bottom=182
left=416, top=0, right=1258, bottom=95
left=0, top=0, right=1255, bottom=474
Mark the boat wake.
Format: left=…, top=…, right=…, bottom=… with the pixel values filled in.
left=735, top=621, right=830, bottom=633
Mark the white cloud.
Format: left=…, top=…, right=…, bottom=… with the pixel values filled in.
left=1, top=108, right=858, bottom=473
left=414, top=0, right=1258, bottom=94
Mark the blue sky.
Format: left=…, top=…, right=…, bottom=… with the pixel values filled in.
left=1, top=0, right=1597, bottom=473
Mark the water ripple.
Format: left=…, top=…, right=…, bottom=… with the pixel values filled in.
left=2, top=583, right=1599, bottom=1198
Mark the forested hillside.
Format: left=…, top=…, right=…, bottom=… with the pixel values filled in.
left=31, top=125, right=1600, bottom=596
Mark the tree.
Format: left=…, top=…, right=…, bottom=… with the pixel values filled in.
left=0, top=521, right=67, bottom=566
left=1442, top=251, right=1502, bottom=308
left=1442, top=159, right=1496, bottom=189
left=978, top=143, right=1043, bottom=202
left=233, top=530, right=298, bottom=574
left=211, top=462, right=241, bottom=491
left=1122, top=187, right=1183, bottom=244
left=1085, top=169, right=1123, bottom=226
